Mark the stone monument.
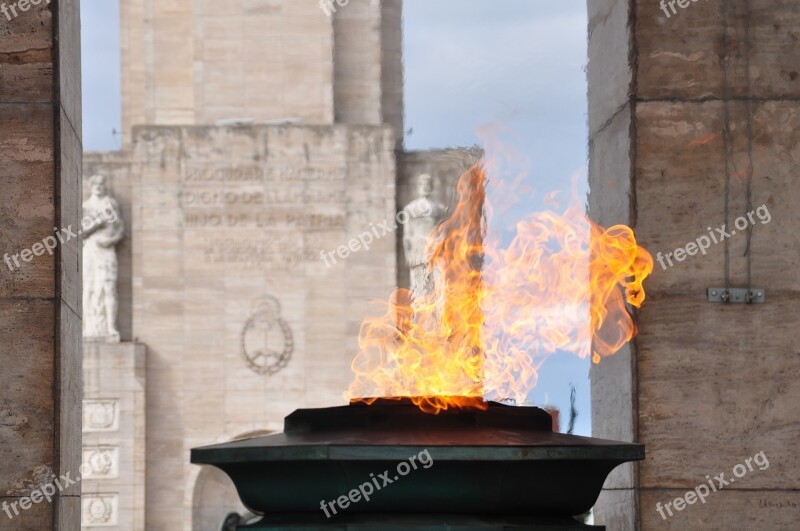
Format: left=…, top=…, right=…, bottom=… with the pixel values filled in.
left=82, top=174, right=124, bottom=342
left=402, top=173, right=448, bottom=304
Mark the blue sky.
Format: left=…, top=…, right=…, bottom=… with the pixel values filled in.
left=80, top=0, right=591, bottom=435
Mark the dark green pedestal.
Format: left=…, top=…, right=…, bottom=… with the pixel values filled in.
left=240, top=514, right=602, bottom=530
left=193, top=400, right=640, bottom=530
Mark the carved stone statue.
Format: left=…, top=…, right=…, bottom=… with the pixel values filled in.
left=402, top=173, right=448, bottom=303
left=83, top=175, right=124, bottom=342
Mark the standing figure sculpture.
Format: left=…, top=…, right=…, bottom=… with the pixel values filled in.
left=83, top=175, right=124, bottom=342
left=402, top=174, right=448, bottom=305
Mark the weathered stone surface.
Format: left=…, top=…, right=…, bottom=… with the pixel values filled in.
left=634, top=101, right=727, bottom=294
left=333, top=1, right=383, bottom=125
left=641, top=489, right=800, bottom=530
left=0, top=104, right=55, bottom=298
left=61, top=107, right=82, bottom=316
left=0, top=497, right=53, bottom=529
left=636, top=98, right=799, bottom=293
left=331, top=0, right=405, bottom=149
left=635, top=0, right=724, bottom=101
left=592, top=487, right=638, bottom=530
left=636, top=0, right=800, bottom=101
left=747, top=0, right=800, bottom=99
left=57, top=0, right=82, bottom=138
left=588, top=102, right=633, bottom=228
left=0, top=0, right=53, bottom=102
left=748, top=101, right=800, bottom=291
left=55, top=494, right=80, bottom=531
left=587, top=0, right=632, bottom=136
left=1, top=0, right=82, bottom=527
left=121, top=0, right=336, bottom=137
left=58, top=302, right=82, bottom=498
left=380, top=0, right=405, bottom=148
left=0, top=300, right=55, bottom=495
left=590, top=342, right=636, bottom=490
left=638, top=295, right=800, bottom=489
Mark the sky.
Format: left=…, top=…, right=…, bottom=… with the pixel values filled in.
left=80, top=0, right=591, bottom=435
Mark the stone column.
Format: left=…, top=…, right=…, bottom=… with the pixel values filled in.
left=0, top=0, right=82, bottom=528
left=333, top=0, right=405, bottom=149
left=589, top=0, right=800, bottom=529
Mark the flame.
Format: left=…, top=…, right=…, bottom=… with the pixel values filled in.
left=348, top=161, right=653, bottom=414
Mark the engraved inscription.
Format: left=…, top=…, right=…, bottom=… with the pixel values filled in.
left=185, top=212, right=345, bottom=229
left=183, top=166, right=265, bottom=183
left=182, top=165, right=347, bottom=183
left=201, top=238, right=305, bottom=270
left=265, top=167, right=347, bottom=182
left=758, top=499, right=800, bottom=509
left=183, top=189, right=347, bottom=206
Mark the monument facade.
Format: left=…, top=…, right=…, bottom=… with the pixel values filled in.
left=83, top=1, right=480, bottom=529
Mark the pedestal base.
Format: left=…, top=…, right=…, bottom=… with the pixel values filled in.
left=82, top=341, right=146, bottom=529
left=240, top=514, right=600, bottom=530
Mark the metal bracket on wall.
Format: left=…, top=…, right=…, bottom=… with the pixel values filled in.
left=707, top=288, right=765, bottom=304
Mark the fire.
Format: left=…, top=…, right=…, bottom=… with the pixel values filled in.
left=348, top=161, right=653, bottom=414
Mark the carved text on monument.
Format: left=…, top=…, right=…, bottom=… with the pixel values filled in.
left=182, top=165, right=347, bottom=183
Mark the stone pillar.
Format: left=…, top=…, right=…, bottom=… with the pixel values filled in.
left=333, top=0, right=405, bottom=149
left=589, top=0, right=800, bottom=529
left=120, top=0, right=336, bottom=145
left=0, top=0, right=82, bottom=528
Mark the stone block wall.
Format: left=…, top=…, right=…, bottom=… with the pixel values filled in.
left=121, top=0, right=335, bottom=141
left=588, top=0, right=800, bottom=528
left=0, top=0, right=83, bottom=528
left=120, top=0, right=406, bottom=149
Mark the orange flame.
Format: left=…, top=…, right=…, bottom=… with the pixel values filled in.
left=348, top=163, right=653, bottom=414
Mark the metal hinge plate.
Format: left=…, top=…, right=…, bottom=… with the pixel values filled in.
left=707, top=288, right=765, bottom=304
